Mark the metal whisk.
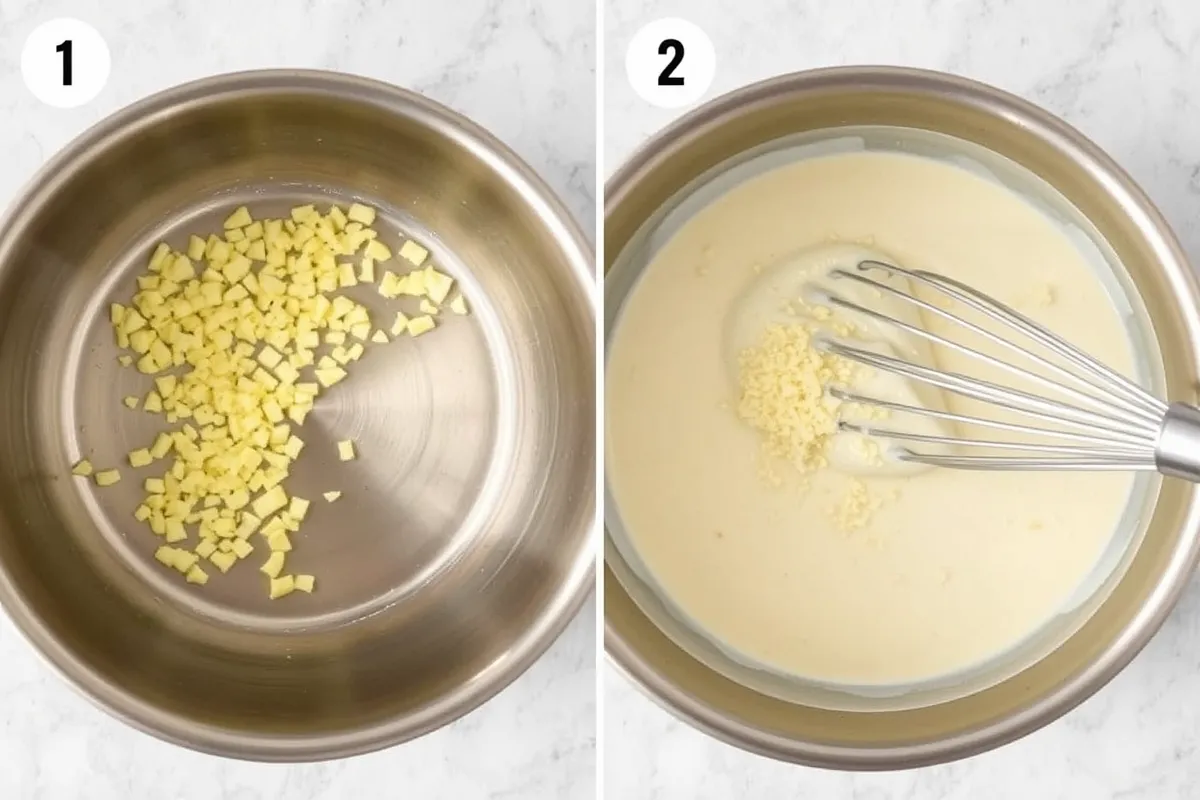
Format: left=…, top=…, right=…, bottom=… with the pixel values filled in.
left=811, top=259, right=1200, bottom=481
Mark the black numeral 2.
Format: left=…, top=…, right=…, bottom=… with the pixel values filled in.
left=657, top=39, right=684, bottom=86
left=56, top=39, right=73, bottom=86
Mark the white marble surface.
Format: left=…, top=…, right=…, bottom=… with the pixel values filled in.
left=605, top=1, right=1200, bottom=797
left=0, top=1, right=596, bottom=799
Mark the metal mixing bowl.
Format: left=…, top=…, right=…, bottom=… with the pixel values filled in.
left=605, top=67, right=1200, bottom=768
left=0, top=70, right=595, bottom=760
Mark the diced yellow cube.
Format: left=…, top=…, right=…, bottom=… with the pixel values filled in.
left=209, top=550, right=237, bottom=573
left=407, top=315, right=436, bottom=337
left=423, top=267, right=455, bottom=304
left=365, top=239, right=392, bottom=262
left=94, top=469, right=121, bottom=487
left=252, top=485, right=288, bottom=518
left=187, top=235, right=206, bottom=260
left=399, top=240, right=428, bottom=266
left=261, top=551, right=285, bottom=579
left=315, top=367, right=347, bottom=388
left=224, top=206, right=253, bottom=229
left=288, top=496, right=310, bottom=520
left=347, top=203, right=376, bottom=225
left=269, top=575, right=296, bottom=599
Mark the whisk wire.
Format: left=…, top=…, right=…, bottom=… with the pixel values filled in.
left=813, top=260, right=1185, bottom=474
left=856, top=261, right=1167, bottom=419
left=829, top=387, right=1153, bottom=451
left=824, top=264, right=1163, bottom=427
left=819, top=337, right=1158, bottom=441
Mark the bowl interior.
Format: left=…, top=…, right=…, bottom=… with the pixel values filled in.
left=604, top=68, right=1200, bottom=768
left=0, top=73, right=595, bottom=759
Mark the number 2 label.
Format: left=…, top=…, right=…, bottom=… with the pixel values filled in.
left=657, top=39, right=685, bottom=86
left=626, top=18, right=716, bottom=110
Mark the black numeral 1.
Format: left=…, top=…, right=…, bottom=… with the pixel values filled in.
left=56, top=39, right=72, bottom=86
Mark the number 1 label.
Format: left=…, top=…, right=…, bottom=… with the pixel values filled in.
left=56, top=39, right=73, bottom=86
left=21, top=18, right=109, bottom=109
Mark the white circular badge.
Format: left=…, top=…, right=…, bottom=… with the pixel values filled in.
left=625, top=18, right=716, bottom=110
left=21, top=18, right=111, bottom=109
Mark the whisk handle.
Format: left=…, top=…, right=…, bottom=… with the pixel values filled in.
left=1156, top=403, right=1200, bottom=482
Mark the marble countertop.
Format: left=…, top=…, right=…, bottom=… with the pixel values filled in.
left=605, top=1, right=1200, bottom=798
left=0, top=1, right=596, bottom=799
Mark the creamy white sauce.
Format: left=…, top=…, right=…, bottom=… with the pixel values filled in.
left=607, top=149, right=1142, bottom=688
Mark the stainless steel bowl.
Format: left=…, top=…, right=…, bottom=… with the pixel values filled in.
left=605, top=67, right=1200, bottom=768
left=0, top=70, right=595, bottom=760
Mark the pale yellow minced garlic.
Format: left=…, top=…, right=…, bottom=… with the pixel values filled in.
left=832, top=479, right=884, bottom=533
left=736, top=323, right=855, bottom=472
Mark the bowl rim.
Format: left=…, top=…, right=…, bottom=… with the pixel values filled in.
left=0, top=67, right=596, bottom=762
left=603, top=64, right=1200, bottom=769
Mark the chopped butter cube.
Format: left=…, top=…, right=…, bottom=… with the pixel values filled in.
left=347, top=203, right=376, bottom=225
left=261, top=551, right=285, bottom=578
left=94, top=469, right=121, bottom=487
left=337, top=440, right=356, bottom=461
left=210, top=550, right=237, bottom=573
left=423, top=267, right=455, bottom=304
left=252, top=485, right=288, bottom=518
left=288, top=496, right=310, bottom=520
left=399, top=240, right=428, bottom=266
left=223, top=206, right=253, bottom=229
left=269, top=575, right=296, bottom=599
left=364, top=239, right=392, bottom=262
left=407, top=315, right=436, bottom=337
